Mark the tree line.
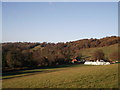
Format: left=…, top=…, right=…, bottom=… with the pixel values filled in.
left=2, top=36, right=119, bottom=71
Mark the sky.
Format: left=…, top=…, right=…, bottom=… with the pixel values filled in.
left=2, top=2, right=118, bottom=43
left=0, top=1, right=2, bottom=43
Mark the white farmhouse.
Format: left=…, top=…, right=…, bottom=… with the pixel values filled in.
left=84, top=60, right=110, bottom=65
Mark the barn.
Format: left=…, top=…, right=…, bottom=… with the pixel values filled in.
left=84, top=60, right=110, bottom=65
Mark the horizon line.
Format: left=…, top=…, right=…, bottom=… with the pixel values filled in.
left=2, top=35, right=118, bottom=44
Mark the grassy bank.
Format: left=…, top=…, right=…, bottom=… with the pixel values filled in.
left=80, top=44, right=118, bottom=59
left=2, top=64, right=118, bottom=88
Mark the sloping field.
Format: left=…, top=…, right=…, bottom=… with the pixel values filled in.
left=2, top=64, right=118, bottom=88
left=80, top=44, right=118, bottom=58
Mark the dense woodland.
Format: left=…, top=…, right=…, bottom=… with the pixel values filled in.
left=2, top=36, right=119, bottom=71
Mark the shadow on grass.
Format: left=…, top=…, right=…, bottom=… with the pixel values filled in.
left=2, top=70, right=42, bottom=79
left=2, top=64, right=83, bottom=79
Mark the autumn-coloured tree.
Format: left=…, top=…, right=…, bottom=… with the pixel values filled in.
left=92, top=49, right=105, bottom=60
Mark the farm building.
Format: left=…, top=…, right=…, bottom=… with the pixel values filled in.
left=71, top=59, right=77, bottom=64
left=71, top=58, right=86, bottom=64
left=84, top=60, right=110, bottom=65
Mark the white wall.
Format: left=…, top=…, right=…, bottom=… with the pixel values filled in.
left=84, top=61, right=110, bottom=65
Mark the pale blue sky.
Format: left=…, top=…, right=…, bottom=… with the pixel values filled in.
left=2, top=2, right=118, bottom=43
left=0, top=1, right=2, bottom=43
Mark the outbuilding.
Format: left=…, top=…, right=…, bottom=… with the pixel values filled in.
left=84, top=60, right=110, bottom=65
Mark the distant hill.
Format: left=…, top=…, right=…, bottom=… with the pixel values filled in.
left=2, top=36, right=119, bottom=71
left=2, top=36, right=119, bottom=50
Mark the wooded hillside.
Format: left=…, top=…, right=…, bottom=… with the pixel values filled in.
left=2, top=36, right=119, bottom=71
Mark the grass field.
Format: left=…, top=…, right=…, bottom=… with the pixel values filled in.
left=2, top=64, right=118, bottom=88
left=80, top=44, right=118, bottom=59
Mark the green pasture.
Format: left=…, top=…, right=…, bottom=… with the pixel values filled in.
left=2, top=64, right=118, bottom=88
left=80, top=44, right=118, bottom=59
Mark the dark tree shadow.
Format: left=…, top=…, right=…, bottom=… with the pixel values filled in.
left=2, top=64, right=83, bottom=79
